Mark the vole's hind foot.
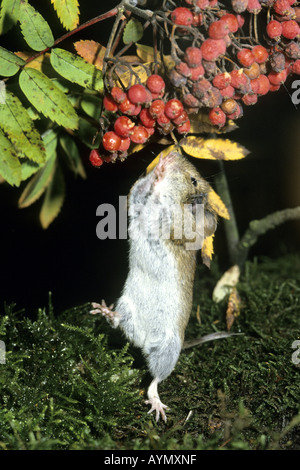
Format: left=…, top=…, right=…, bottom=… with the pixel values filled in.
left=145, top=397, right=168, bottom=423
left=90, top=300, right=120, bottom=328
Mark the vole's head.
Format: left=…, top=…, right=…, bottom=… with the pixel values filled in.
left=152, top=151, right=217, bottom=238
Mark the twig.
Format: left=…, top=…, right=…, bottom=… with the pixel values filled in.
left=236, top=206, right=300, bottom=267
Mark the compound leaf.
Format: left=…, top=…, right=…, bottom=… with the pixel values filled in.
left=0, top=128, right=22, bottom=186
left=51, top=0, right=79, bottom=31
left=40, top=162, right=65, bottom=229
left=18, top=1, right=54, bottom=51
left=50, top=48, right=103, bottom=92
left=0, top=46, right=25, bottom=77
left=0, top=0, right=20, bottom=35
left=19, top=67, right=79, bottom=130
left=123, top=18, right=143, bottom=45
left=0, top=90, right=46, bottom=163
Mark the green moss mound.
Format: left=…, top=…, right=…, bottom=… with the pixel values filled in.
left=0, top=254, right=299, bottom=450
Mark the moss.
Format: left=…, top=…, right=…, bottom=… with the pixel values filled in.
left=0, top=254, right=299, bottom=449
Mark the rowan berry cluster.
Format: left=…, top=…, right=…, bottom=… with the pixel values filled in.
left=167, top=0, right=300, bottom=128
left=90, top=0, right=300, bottom=166
left=90, top=74, right=190, bottom=167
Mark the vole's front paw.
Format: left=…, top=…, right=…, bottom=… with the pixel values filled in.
left=90, top=300, right=120, bottom=328
left=145, top=397, right=168, bottom=423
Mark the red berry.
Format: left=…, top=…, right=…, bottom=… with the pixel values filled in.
left=196, top=0, right=209, bottom=8
left=219, top=13, right=239, bottom=33
left=252, top=45, right=269, bottom=63
left=149, top=99, right=165, bottom=118
left=176, top=119, right=191, bottom=134
left=189, top=64, right=205, bottom=81
left=269, top=51, right=286, bottom=72
left=268, top=68, right=288, bottom=85
left=184, top=47, right=202, bottom=67
left=175, top=62, right=192, bottom=78
left=208, top=107, right=226, bottom=127
left=102, top=131, right=121, bottom=152
left=247, top=0, right=262, bottom=13
left=119, top=96, right=141, bottom=116
left=127, top=84, right=150, bottom=105
left=220, top=85, right=235, bottom=99
left=146, top=74, right=165, bottom=94
left=130, top=125, right=150, bottom=144
left=103, top=94, right=118, bottom=112
left=110, top=86, right=126, bottom=104
left=119, top=137, right=131, bottom=152
left=169, top=69, right=188, bottom=87
left=213, top=72, right=231, bottom=89
left=164, top=99, right=184, bottom=119
left=227, top=103, right=243, bottom=120
left=291, top=59, right=300, bottom=73
left=172, top=110, right=189, bottom=126
left=171, top=7, right=194, bottom=26
left=266, top=20, right=282, bottom=39
left=242, top=93, right=258, bottom=105
left=208, top=20, right=229, bottom=39
left=139, top=108, right=156, bottom=128
left=237, top=48, right=255, bottom=67
left=200, top=38, right=226, bottom=61
left=230, top=69, right=250, bottom=89
left=273, top=0, right=295, bottom=16
left=192, top=78, right=212, bottom=98
left=156, top=112, right=171, bottom=126
left=89, top=149, right=103, bottom=167
left=114, top=116, right=135, bottom=138
left=251, top=74, right=270, bottom=95
left=285, top=41, right=300, bottom=59
left=282, top=20, right=300, bottom=39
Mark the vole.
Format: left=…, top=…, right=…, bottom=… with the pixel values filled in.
left=91, top=151, right=217, bottom=422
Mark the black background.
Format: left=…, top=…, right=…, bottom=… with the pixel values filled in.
left=0, top=0, right=299, bottom=316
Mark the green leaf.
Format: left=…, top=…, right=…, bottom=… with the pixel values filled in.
left=18, top=1, right=54, bottom=51
left=59, top=134, right=86, bottom=178
left=0, top=128, right=22, bottom=186
left=51, top=0, right=79, bottom=31
left=39, top=162, right=65, bottom=229
left=0, top=0, right=20, bottom=35
left=123, top=19, right=143, bottom=45
left=18, top=152, right=56, bottom=208
left=0, top=90, right=46, bottom=163
left=50, top=48, right=104, bottom=92
left=0, top=46, right=25, bottom=77
left=20, top=128, right=58, bottom=182
left=75, top=117, right=99, bottom=149
left=19, top=68, right=79, bottom=130
left=80, top=93, right=102, bottom=120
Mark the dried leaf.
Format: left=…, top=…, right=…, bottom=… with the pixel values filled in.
left=208, top=187, right=230, bottom=220
left=114, top=64, right=150, bottom=88
left=74, top=40, right=106, bottom=70
left=201, top=234, right=214, bottom=268
left=212, top=265, right=240, bottom=303
left=180, top=136, right=249, bottom=161
left=226, top=287, right=241, bottom=330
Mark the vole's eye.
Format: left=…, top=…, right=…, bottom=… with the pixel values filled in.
left=191, top=176, right=197, bottom=187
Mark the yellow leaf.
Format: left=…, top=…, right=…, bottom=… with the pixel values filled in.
left=74, top=40, right=106, bottom=70
left=114, top=63, right=151, bottom=88
left=180, top=136, right=249, bottom=161
left=212, top=265, right=240, bottom=303
left=146, top=145, right=177, bottom=173
left=226, top=287, right=241, bottom=331
left=136, top=44, right=175, bottom=71
left=201, top=234, right=214, bottom=268
left=208, top=187, right=230, bottom=220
